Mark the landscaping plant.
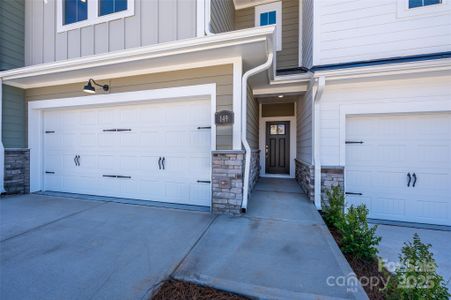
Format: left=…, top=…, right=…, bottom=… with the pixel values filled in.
left=385, top=233, right=450, bottom=300
left=337, top=204, right=381, bottom=261
left=323, top=185, right=345, bottom=228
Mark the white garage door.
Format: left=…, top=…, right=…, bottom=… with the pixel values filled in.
left=43, top=99, right=212, bottom=207
left=346, top=113, right=451, bottom=226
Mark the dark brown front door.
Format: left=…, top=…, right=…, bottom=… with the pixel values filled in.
left=265, top=121, right=290, bottom=174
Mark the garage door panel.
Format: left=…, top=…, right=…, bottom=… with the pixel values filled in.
left=346, top=113, right=451, bottom=226
left=43, top=99, right=211, bottom=207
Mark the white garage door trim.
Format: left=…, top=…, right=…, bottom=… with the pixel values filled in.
left=28, top=83, right=217, bottom=193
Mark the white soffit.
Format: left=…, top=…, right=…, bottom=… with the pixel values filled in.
left=0, top=27, right=275, bottom=89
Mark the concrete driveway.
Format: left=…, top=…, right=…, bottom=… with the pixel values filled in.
left=0, top=194, right=214, bottom=300
left=376, top=224, right=451, bottom=290
left=1, top=182, right=367, bottom=300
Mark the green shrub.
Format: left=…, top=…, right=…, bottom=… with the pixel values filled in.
left=323, top=185, right=345, bottom=228
left=337, top=204, right=381, bottom=261
left=386, top=233, right=450, bottom=300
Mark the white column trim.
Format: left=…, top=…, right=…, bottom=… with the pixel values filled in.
left=233, top=59, right=243, bottom=150
left=197, top=0, right=206, bottom=37
left=28, top=83, right=217, bottom=193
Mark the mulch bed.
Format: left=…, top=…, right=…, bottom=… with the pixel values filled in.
left=327, top=224, right=391, bottom=300
left=151, top=279, right=249, bottom=300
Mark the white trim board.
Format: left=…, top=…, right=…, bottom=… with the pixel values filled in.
left=28, top=83, right=217, bottom=193
left=258, top=104, right=297, bottom=178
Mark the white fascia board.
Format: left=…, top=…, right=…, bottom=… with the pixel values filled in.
left=0, top=26, right=275, bottom=88
left=314, top=58, right=451, bottom=81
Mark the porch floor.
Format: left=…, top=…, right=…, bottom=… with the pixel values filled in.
left=246, top=177, right=323, bottom=224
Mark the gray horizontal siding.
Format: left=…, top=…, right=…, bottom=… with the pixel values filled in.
left=247, top=86, right=259, bottom=150
left=211, top=0, right=235, bottom=33
left=2, top=85, right=26, bottom=148
left=25, top=65, right=234, bottom=150
left=25, top=0, right=197, bottom=66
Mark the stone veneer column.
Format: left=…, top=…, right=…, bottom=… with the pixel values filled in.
left=321, top=167, right=344, bottom=207
left=211, top=150, right=245, bottom=215
left=294, top=159, right=315, bottom=201
left=248, top=149, right=260, bottom=193
left=3, top=149, right=30, bottom=194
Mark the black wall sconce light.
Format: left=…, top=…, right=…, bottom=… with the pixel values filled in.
left=83, top=79, right=109, bottom=94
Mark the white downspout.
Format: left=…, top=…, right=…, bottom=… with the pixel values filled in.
left=0, top=78, right=5, bottom=193
left=313, top=76, right=326, bottom=209
left=241, top=52, right=274, bottom=212
left=204, top=0, right=213, bottom=35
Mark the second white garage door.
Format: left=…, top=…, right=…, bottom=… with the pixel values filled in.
left=346, top=113, right=451, bottom=226
left=43, top=99, right=212, bottom=207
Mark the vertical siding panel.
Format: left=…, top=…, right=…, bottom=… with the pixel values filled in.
left=32, top=0, right=44, bottom=64
left=125, top=0, right=141, bottom=48
left=43, top=0, right=56, bottom=63
left=67, top=29, right=81, bottom=58
left=141, top=0, right=158, bottom=46
left=55, top=32, right=68, bottom=61
left=158, top=0, right=177, bottom=43
left=177, top=0, right=196, bottom=40
left=24, top=0, right=32, bottom=66
left=81, top=27, right=94, bottom=56
left=109, top=19, right=125, bottom=51
left=95, top=23, right=109, bottom=54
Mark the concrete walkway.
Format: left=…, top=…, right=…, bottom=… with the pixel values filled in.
left=174, top=178, right=368, bottom=299
left=1, top=180, right=367, bottom=300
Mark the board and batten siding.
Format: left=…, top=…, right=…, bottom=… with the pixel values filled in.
left=24, top=0, right=197, bottom=66
left=296, top=88, right=312, bottom=164
left=314, top=0, right=451, bottom=66
left=1, top=0, right=27, bottom=149
left=319, top=74, right=451, bottom=166
left=235, top=0, right=300, bottom=69
left=211, top=0, right=235, bottom=33
left=25, top=65, right=234, bottom=150
left=301, top=0, right=313, bottom=68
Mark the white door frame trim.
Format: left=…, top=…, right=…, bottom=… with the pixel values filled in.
left=338, top=100, right=451, bottom=166
left=28, top=83, right=217, bottom=193
left=258, top=103, right=297, bottom=178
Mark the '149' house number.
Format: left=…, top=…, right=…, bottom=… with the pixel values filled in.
left=215, top=110, right=234, bottom=126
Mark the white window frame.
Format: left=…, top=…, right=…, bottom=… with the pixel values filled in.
left=397, top=0, right=449, bottom=18
left=57, top=0, right=135, bottom=33
left=255, top=1, right=282, bottom=51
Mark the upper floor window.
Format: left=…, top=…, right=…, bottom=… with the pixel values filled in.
left=99, top=0, right=128, bottom=16
left=409, top=0, right=442, bottom=8
left=57, top=0, right=134, bottom=33
left=255, top=2, right=282, bottom=51
left=64, top=0, right=88, bottom=25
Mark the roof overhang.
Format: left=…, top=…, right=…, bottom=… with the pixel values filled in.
left=0, top=27, right=275, bottom=89
left=233, top=0, right=279, bottom=10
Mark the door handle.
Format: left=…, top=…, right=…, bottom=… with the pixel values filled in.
left=407, top=172, right=411, bottom=187
left=162, top=157, right=165, bottom=170
left=412, top=173, right=417, bottom=187
left=158, top=157, right=162, bottom=170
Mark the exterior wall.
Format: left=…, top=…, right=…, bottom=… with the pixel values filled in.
left=235, top=0, right=300, bottom=69
left=302, top=0, right=313, bottom=68
left=2, top=86, right=26, bottom=148
left=313, top=0, right=451, bottom=66
left=247, top=86, right=259, bottom=149
left=295, top=159, right=314, bottom=201
left=24, top=0, right=197, bottom=66
left=211, top=0, right=235, bottom=33
left=25, top=65, right=234, bottom=150
left=262, top=102, right=294, bottom=117
left=0, top=0, right=25, bottom=71
left=319, top=74, right=451, bottom=167
left=4, top=149, right=30, bottom=194
left=212, top=150, right=244, bottom=215
left=296, top=88, right=312, bottom=164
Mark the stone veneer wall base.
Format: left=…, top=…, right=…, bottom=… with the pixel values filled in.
left=211, top=150, right=245, bottom=216
left=3, top=148, right=30, bottom=195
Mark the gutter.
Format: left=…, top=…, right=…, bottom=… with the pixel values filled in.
left=312, top=76, right=325, bottom=210
left=241, top=52, right=274, bottom=213
left=205, top=0, right=213, bottom=35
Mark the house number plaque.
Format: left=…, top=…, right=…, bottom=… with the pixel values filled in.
left=215, top=110, right=234, bottom=126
